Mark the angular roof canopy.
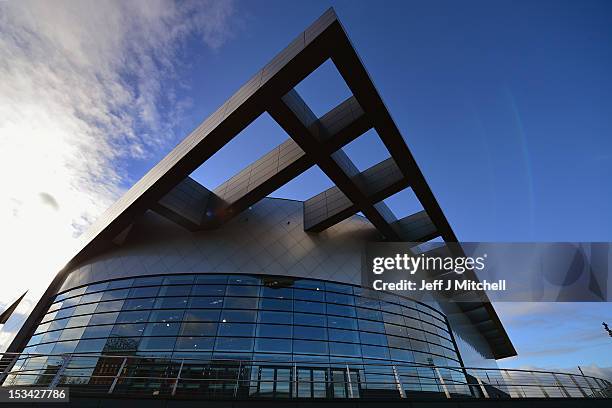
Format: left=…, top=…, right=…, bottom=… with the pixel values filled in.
left=16, top=8, right=516, bottom=359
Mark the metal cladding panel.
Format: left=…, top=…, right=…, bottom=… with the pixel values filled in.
left=59, top=198, right=378, bottom=292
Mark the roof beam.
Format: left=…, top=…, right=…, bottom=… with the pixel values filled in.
left=269, top=90, right=400, bottom=240
left=151, top=177, right=219, bottom=231
left=153, top=96, right=371, bottom=231
left=329, top=25, right=458, bottom=243
left=391, top=210, right=439, bottom=242
left=304, top=158, right=409, bottom=232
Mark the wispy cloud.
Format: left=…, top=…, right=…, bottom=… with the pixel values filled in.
left=496, top=302, right=612, bottom=371
left=0, top=0, right=236, bottom=350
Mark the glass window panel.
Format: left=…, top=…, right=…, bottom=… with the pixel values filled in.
left=294, top=288, right=325, bottom=301
left=406, top=327, right=425, bottom=341
left=223, top=297, right=258, bottom=309
left=195, top=275, right=227, bottom=284
left=261, top=286, right=292, bottom=299
left=75, top=338, right=106, bottom=353
left=293, top=340, right=328, bottom=355
left=51, top=341, right=78, bottom=355
left=66, top=315, right=91, bottom=328
left=425, top=332, right=442, bottom=345
left=41, top=330, right=62, bottom=343
left=324, top=282, right=353, bottom=294
left=35, top=343, right=55, bottom=354
left=411, top=339, right=430, bottom=353
left=226, top=285, right=259, bottom=297
left=101, top=289, right=129, bottom=301
left=54, top=307, right=75, bottom=321
left=413, top=351, right=432, bottom=364
left=163, top=275, right=195, bottom=285
left=361, top=345, right=389, bottom=359
left=35, top=322, right=51, bottom=334
left=378, top=292, right=400, bottom=305
left=214, top=337, right=253, bottom=352
left=329, top=342, right=361, bottom=356
left=82, top=325, right=113, bottom=339
left=292, top=280, right=323, bottom=290
left=260, top=298, right=292, bottom=311
left=382, top=312, right=404, bottom=325
left=360, top=332, right=387, bottom=346
left=111, top=323, right=145, bottom=337
left=325, top=292, right=354, bottom=305
left=428, top=344, right=446, bottom=357
left=191, top=284, right=227, bottom=296
left=258, top=311, right=292, bottom=324
left=384, top=323, right=406, bottom=337
left=149, top=309, right=184, bottom=322
left=123, top=298, right=155, bottom=311
left=183, top=309, right=221, bottom=322
left=255, top=338, right=291, bottom=353
left=89, top=312, right=118, bottom=326
left=256, top=324, right=291, bottom=338
left=62, top=297, right=82, bottom=309
left=154, top=297, right=188, bottom=309
left=103, top=337, right=140, bottom=352
left=357, top=307, right=382, bottom=320
left=293, top=313, right=326, bottom=327
left=188, top=297, right=223, bottom=309
left=143, top=321, right=181, bottom=336
left=328, top=328, right=359, bottom=343
left=175, top=337, right=215, bottom=351
left=138, top=336, right=176, bottom=351
left=26, top=335, right=42, bottom=348
left=218, top=323, right=255, bottom=337
left=179, top=322, right=218, bottom=336
left=133, top=276, right=163, bottom=286
left=85, top=282, right=109, bottom=293
left=402, top=307, right=420, bottom=320
left=73, top=303, right=98, bottom=316
left=95, top=300, right=125, bottom=313
left=390, top=348, right=414, bottom=362
left=228, top=275, right=260, bottom=286
left=80, top=292, right=103, bottom=304
left=129, top=286, right=159, bottom=298
left=42, top=310, right=59, bottom=323
left=64, top=286, right=87, bottom=298
left=294, top=326, right=326, bottom=340
left=158, top=285, right=192, bottom=297
left=380, top=301, right=402, bottom=314
left=358, top=320, right=385, bottom=333
left=116, top=310, right=150, bottom=324
left=387, top=335, right=411, bottom=349
left=221, top=310, right=256, bottom=323
left=293, top=300, right=324, bottom=314
left=355, top=296, right=380, bottom=310
left=108, top=279, right=134, bottom=289
left=327, top=316, right=357, bottom=330
left=59, top=327, right=86, bottom=341
left=326, top=304, right=356, bottom=317
left=48, top=319, right=69, bottom=332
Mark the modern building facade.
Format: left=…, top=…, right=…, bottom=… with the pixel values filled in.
left=2, top=8, right=609, bottom=405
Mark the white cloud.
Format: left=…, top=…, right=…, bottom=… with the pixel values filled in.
left=0, top=0, right=236, bottom=350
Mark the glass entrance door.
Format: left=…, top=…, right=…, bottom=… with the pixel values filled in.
left=251, top=366, right=293, bottom=398
left=297, top=367, right=328, bottom=398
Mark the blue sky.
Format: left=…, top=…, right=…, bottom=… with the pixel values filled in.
left=1, top=0, right=610, bottom=374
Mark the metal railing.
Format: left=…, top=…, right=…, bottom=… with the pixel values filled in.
left=0, top=352, right=610, bottom=400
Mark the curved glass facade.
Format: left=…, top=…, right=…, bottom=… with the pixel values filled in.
left=13, top=274, right=470, bottom=397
